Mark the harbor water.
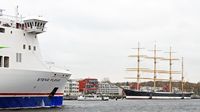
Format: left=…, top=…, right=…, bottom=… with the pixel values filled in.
left=2, top=99, right=200, bottom=112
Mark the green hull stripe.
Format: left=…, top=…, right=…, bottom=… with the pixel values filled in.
left=0, top=45, right=8, bottom=49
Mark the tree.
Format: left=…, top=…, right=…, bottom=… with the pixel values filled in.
left=101, top=77, right=111, bottom=83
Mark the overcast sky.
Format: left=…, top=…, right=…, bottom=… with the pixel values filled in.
left=1, top=0, right=200, bottom=82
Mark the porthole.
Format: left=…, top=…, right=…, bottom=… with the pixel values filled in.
left=23, top=44, right=26, bottom=49
left=33, top=46, right=36, bottom=51
left=28, top=45, right=31, bottom=50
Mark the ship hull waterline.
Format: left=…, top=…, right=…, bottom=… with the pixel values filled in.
left=123, top=89, right=193, bottom=100
left=0, top=69, right=70, bottom=109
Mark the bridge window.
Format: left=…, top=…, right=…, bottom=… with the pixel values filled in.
left=37, top=22, right=40, bottom=27
left=4, top=56, right=9, bottom=68
left=30, top=23, right=32, bottom=28
left=0, top=56, right=2, bottom=67
left=16, top=23, right=22, bottom=29
left=0, top=28, right=5, bottom=33
left=22, top=24, right=24, bottom=30
left=23, top=44, right=26, bottom=49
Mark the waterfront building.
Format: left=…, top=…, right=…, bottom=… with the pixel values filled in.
left=97, top=82, right=119, bottom=95
left=79, top=78, right=98, bottom=94
left=64, top=79, right=80, bottom=96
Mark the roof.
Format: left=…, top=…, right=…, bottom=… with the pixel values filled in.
left=23, top=16, right=47, bottom=22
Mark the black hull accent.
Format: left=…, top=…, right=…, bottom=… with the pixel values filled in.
left=123, top=89, right=193, bottom=99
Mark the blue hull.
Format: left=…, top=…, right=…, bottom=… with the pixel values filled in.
left=0, top=96, right=63, bottom=109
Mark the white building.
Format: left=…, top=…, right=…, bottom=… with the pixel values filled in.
left=64, top=79, right=80, bottom=96
left=97, top=82, right=120, bottom=95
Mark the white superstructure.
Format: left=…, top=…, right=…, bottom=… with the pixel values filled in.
left=0, top=8, right=71, bottom=108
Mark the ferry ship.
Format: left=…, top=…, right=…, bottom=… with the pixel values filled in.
left=124, top=43, right=193, bottom=99
left=0, top=8, right=71, bottom=108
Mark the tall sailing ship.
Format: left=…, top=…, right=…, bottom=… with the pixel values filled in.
left=0, top=8, right=71, bottom=108
left=123, top=43, right=193, bottom=99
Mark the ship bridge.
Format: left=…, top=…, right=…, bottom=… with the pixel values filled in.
left=0, top=8, right=47, bottom=34
left=23, top=16, right=47, bottom=34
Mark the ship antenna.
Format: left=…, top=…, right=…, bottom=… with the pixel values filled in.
left=0, top=9, right=5, bottom=16
left=20, top=14, right=23, bottom=22
left=15, top=5, right=19, bottom=22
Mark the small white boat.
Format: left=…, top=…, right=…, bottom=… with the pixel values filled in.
left=77, top=94, right=109, bottom=101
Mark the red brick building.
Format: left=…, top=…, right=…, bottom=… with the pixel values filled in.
left=79, top=78, right=98, bottom=94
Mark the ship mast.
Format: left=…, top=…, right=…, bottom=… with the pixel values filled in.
left=181, top=57, right=184, bottom=93
left=153, top=44, right=156, bottom=91
left=126, top=44, right=181, bottom=92
left=164, top=47, right=179, bottom=92
left=134, top=42, right=143, bottom=90
left=136, top=43, right=140, bottom=90
left=169, top=47, right=173, bottom=92
left=147, top=44, right=162, bottom=91
left=127, top=42, right=146, bottom=90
